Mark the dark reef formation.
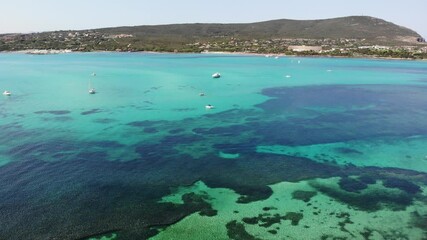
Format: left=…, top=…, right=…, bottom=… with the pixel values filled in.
left=1, top=84, right=427, bottom=239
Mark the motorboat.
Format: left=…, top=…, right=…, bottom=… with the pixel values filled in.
left=3, top=90, right=11, bottom=96
left=199, top=92, right=205, bottom=96
left=89, top=88, right=96, bottom=94
left=212, top=72, right=221, bottom=78
left=205, top=104, right=214, bottom=109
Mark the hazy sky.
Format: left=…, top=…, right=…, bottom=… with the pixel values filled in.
left=0, top=0, right=425, bottom=37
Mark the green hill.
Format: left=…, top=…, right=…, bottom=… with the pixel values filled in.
left=0, top=16, right=424, bottom=53
left=98, top=16, right=421, bottom=43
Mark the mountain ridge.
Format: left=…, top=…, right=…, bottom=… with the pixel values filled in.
left=1, top=16, right=425, bottom=54
left=93, top=15, right=422, bottom=43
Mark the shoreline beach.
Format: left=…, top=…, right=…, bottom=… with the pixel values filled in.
left=1, top=49, right=425, bottom=62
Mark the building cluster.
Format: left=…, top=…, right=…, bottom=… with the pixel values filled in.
left=109, top=34, right=133, bottom=39
left=188, top=38, right=365, bottom=53
left=188, top=37, right=427, bottom=58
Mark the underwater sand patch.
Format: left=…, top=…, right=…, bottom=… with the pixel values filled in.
left=153, top=178, right=427, bottom=239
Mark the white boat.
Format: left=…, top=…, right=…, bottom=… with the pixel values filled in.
left=212, top=72, right=221, bottom=78
left=89, top=73, right=96, bottom=94
left=3, top=90, right=11, bottom=96
left=205, top=104, right=214, bottom=109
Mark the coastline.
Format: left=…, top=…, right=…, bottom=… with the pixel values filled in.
left=1, top=49, right=426, bottom=61
left=199, top=51, right=427, bottom=61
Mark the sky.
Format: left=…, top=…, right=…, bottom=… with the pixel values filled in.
left=0, top=0, right=426, bottom=38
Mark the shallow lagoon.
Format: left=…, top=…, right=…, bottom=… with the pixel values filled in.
left=1, top=53, right=427, bottom=239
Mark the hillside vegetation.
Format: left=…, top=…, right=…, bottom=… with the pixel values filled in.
left=1, top=16, right=426, bottom=58
left=99, top=16, right=421, bottom=43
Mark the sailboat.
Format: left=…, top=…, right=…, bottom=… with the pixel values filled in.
left=89, top=87, right=96, bottom=94
left=88, top=81, right=96, bottom=94
left=89, top=73, right=96, bottom=94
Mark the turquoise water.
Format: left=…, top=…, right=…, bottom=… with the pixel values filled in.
left=1, top=53, right=427, bottom=239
